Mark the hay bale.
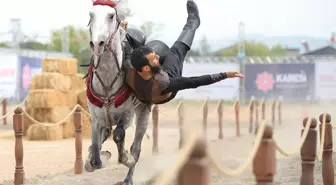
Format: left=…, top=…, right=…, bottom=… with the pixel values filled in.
left=77, top=90, right=88, bottom=111
left=23, top=107, right=34, bottom=136
left=71, top=73, right=86, bottom=92
left=42, top=58, right=77, bottom=75
left=30, top=107, right=72, bottom=123
left=31, top=72, right=71, bottom=92
left=62, top=121, right=75, bottom=138
left=26, top=89, right=77, bottom=108
left=26, top=123, right=63, bottom=141
left=82, top=113, right=91, bottom=138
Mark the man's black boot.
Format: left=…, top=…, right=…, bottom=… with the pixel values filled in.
left=176, top=0, right=201, bottom=49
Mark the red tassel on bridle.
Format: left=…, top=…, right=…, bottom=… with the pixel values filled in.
left=93, top=0, right=116, bottom=8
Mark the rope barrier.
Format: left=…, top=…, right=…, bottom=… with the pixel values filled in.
left=207, top=120, right=267, bottom=176
left=0, top=98, right=27, bottom=121
left=153, top=132, right=200, bottom=185
left=273, top=118, right=312, bottom=156
left=23, top=104, right=82, bottom=127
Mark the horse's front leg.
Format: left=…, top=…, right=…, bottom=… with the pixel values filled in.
left=113, top=110, right=136, bottom=168
left=85, top=106, right=112, bottom=172
left=124, top=103, right=151, bottom=185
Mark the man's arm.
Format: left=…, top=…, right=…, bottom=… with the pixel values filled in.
left=161, top=73, right=227, bottom=94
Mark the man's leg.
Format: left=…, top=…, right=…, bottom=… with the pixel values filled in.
left=162, top=0, right=200, bottom=77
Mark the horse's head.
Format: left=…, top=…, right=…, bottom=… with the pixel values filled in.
left=88, top=0, right=130, bottom=56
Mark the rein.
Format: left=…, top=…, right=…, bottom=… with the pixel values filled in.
left=89, top=8, right=124, bottom=110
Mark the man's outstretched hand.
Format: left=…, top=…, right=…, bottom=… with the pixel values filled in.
left=226, top=71, right=244, bottom=78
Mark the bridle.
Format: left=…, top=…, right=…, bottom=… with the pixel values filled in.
left=88, top=6, right=124, bottom=110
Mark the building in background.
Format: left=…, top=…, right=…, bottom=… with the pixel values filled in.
left=0, top=47, right=72, bottom=102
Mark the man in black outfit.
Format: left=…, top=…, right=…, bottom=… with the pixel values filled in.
left=125, top=0, right=244, bottom=105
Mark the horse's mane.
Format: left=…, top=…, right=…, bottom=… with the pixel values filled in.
left=115, top=0, right=132, bottom=21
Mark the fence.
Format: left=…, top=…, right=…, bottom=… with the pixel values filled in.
left=1, top=96, right=335, bottom=185
left=3, top=56, right=336, bottom=103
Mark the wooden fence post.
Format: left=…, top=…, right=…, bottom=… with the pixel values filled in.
left=300, top=117, right=317, bottom=185
left=278, top=97, right=282, bottom=125
left=261, top=99, right=266, bottom=120
left=178, top=101, right=185, bottom=148
left=13, top=107, right=24, bottom=185
left=152, top=105, right=159, bottom=154
left=234, top=101, right=240, bottom=137
left=217, top=99, right=223, bottom=139
left=2, top=98, right=7, bottom=125
left=254, top=100, right=260, bottom=134
left=202, top=99, right=208, bottom=138
left=271, top=100, right=276, bottom=127
left=74, top=107, right=83, bottom=174
left=253, top=124, right=276, bottom=184
left=177, top=136, right=210, bottom=185
left=249, top=98, right=254, bottom=133
left=319, top=113, right=334, bottom=185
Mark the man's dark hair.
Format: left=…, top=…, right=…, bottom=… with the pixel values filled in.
left=131, top=46, right=153, bottom=72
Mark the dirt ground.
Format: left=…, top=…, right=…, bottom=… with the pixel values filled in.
left=1, top=100, right=336, bottom=185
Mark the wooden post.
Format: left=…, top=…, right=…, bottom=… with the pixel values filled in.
left=202, top=99, right=208, bottom=138
left=300, top=117, right=317, bottom=185
left=178, top=101, right=185, bottom=148
left=234, top=101, right=240, bottom=137
left=278, top=97, right=282, bottom=125
left=271, top=100, right=276, bottom=127
left=254, top=100, right=260, bottom=134
left=2, top=98, right=7, bottom=125
left=217, top=99, right=224, bottom=139
left=74, top=107, right=83, bottom=174
left=177, top=136, right=210, bottom=185
left=249, top=99, right=254, bottom=133
left=13, top=107, right=24, bottom=185
left=261, top=99, right=266, bottom=120
left=152, top=105, right=159, bottom=154
left=319, top=113, right=334, bottom=185
left=253, top=124, right=276, bottom=184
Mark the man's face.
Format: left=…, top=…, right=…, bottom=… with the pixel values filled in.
left=145, top=52, right=161, bottom=73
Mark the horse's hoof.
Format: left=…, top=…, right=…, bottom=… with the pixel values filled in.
left=91, top=157, right=103, bottom=169
left=123, top=179, right=133, bottom=185
left=84, top=159, right=95, bottom=172
left=101, top=151, right=112, bottom=168
left=120, top=153, right=136, bottom=168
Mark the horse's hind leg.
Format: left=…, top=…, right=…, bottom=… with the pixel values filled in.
left=124, top=103, right=151, bottom=185
left=113, top=110, right=136, bottom=168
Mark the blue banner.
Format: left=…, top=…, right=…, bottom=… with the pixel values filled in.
left=244, top=64, right=315, bottom=100
left=18, top=56, right=42, bottom=101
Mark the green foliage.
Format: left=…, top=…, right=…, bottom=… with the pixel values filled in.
left=20, top=41, right=50, bottom=50
left=199, top=34, right=211, bottom=55
left=0, top=42, right=9, bottom=48
left=49, top=25, right=91, bottom=74
left=139, top=21, right=164, bottom=42
left=214, top=41, right=286, bottom=57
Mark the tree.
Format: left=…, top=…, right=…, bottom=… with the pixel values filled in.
left=49, top=25, right=91, bottom=73
left=139, top=21, right=165, bottom=42
left=214, top=41, right=286, bottom=57
left=20, top=41, right=50, bottom=50
left=186, top=49, right=201, bottom=57
left=199, top=35, right=211, bottom=55
left=0, top=42, right=9, bottom=48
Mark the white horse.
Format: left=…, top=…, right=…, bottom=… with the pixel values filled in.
left=85, top=0, right=151, bottom=184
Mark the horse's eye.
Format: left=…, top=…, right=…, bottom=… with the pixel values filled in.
left=109, top=14, right=114, bottom=20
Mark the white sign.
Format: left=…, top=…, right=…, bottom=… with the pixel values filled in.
left=315, top=62, right=336, bottom=100
left=175, top=62, right=240, bottom=100
left=0, top=52, right=18, bottom=98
